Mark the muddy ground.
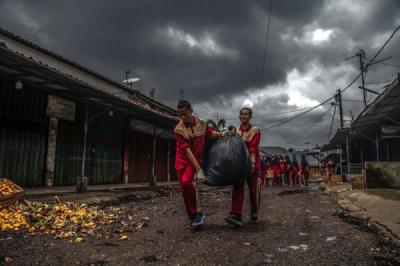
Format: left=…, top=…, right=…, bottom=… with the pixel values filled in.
left=0, top=186, right=399, bottom=265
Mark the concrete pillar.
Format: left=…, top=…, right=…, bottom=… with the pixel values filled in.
left=123, top=147, right=130, bottom=184
left=346, top=136, right=351, bottom=179
left=123, top=119, right=130, bottom=184
left=45, top=117, right=58, bottom=186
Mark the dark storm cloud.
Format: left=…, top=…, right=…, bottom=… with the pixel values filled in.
left=0, top=0, right=325, bottom=103
left=1, top=0, right=399, bottom=147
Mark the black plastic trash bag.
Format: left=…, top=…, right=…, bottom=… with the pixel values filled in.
left=203, top=132, right=252, bottom=186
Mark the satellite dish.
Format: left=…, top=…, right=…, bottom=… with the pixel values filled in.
left=122, top=78, right=140, bottom=84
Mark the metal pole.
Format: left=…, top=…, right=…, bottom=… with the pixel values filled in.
left=317, top=145, right=320, bottom=175
left=339, top=148, right=343, bottom=176
left=346, top=136, right=350, bottom=179
left=337, top=89, right=344, bottom=129
left=358, top=51, right=367, bottom=106
left=81, top=103, right=89, bottom=176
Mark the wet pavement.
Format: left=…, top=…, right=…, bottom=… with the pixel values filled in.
left=1, top=185, right=399, bottom=265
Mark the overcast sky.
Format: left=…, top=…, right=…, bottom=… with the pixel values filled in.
left=1, top=0, right=399, bottom=148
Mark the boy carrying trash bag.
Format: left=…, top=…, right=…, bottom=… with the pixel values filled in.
left=174, top=100, right=225, bottom=229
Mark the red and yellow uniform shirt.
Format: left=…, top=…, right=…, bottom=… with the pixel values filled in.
left=236, top=125, right=261, bottom=176
left=174, top=117, right=214, bottom=170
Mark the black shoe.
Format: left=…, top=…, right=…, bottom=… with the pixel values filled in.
left=250, top=215, right=259, bottom=224
left=225, top=214, right=243, bottom=227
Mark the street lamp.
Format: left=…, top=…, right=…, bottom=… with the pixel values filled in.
left=79, top=104, right=114, bottom=192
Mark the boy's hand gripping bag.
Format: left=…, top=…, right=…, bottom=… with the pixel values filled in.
left=203, top=132, right=252, bottom=186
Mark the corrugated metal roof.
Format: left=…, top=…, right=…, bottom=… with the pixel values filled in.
left=0, top=27, right=178, bottom=120
left=351, top=74, right=400, bottom=129
left=259, top=146, right=288, bottom=156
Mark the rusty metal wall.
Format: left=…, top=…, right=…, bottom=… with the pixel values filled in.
left=155, top=138, right=168, bottom=182
left=54, top=103, right=125, bottom=185
left=0, top=76, right=48, bottom=187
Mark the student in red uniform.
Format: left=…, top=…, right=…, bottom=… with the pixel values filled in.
left=272, top=156, right=280, bottom=186
left=225, top=107, right=262, bottom=227
left=279, top=156, right=286, bottom=186
left=284, top=155, right=291, bottom=186
left=174, top=100, right=224, bottom=229
left=292, top=156, right=300, bottom=186
left=300, top=154, right=310, bottom=186
left=264, top=157, right=273, bottom=187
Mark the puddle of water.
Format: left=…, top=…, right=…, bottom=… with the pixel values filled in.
left=308, top=182, right=323, bottom=195
left=326, top=236, right=336, bottom=242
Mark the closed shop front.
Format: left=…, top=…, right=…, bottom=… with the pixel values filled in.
left=0, top=76, right=48, bottom=187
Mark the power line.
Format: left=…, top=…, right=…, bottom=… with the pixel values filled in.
left=341, top=72, right=362, bottom=93
left=223, top=105, right=318, bottom=121
left=342, top=24, right=400, bottom=99
left=287, top=105, right=333, bottom=145
left=261, top=97, right=334, bottom=130
left=365, top=57, right=400, bottom=69
left=366, top=79, right=394, bottom=85
left=263, top=125, right=332, bottom=128
left=260, top=23, right=400, bottom=132
left=260, top=72, right=360, bottom=131
left=254, top=0, right=273, bottom=122
left=342, top=99, right=364, bottom=103
left=365, top=23, right=400, bottom=69
left=379, top=62, right=400, bottom=68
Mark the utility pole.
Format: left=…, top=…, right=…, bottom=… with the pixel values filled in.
left=345, top=49, right=367, bottom=106
left=358, top=49, right=367, bottom=106
left=336, top=89, right=344, bottom=129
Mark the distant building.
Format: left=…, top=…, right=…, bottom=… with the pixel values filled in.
left=259, top=146, right=289, bottom=158
left=322, top=74, right=400, bottom=187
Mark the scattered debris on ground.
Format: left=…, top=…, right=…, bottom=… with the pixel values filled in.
left=0, top=198, right=144, bottom=242
left=0, top=186, right=399, bottom=265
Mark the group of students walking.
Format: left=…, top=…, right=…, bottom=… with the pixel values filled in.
left=173, top=99, right=312, bottom=230
left=262, top=154, right=310, bottom=187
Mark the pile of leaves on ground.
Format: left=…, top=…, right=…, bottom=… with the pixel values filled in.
left=0, top=198, right=144, bottom=243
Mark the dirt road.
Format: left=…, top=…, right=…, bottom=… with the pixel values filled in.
left=0, top=186, right=399, bottom=265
